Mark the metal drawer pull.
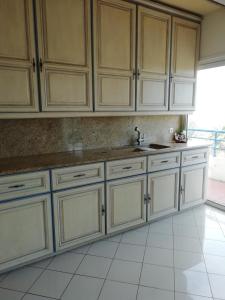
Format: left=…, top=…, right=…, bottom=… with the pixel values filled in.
left=73, top=173, right=86, bottom=178
left=123, top=166, right=132, bottom=170
left=192, top=156, right=199, bottom=159
left=161, top=160, right=169, bottom=163
left=8, top=184, right=25, bottom=189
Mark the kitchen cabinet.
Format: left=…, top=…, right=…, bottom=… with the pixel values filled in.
left=0, top=0, right=39, bottom=112
left=36, top=0, right=92, bottom=111
left=148, top=168, right=179, bottom=220
left=180, top=163, right=207, bottom=210
left=53, top=183, right=105, bottom=250
left=0, top=0, right=201, bottom=116
left=137, top=7, right=171, bottom=111
left=93, top=0, right=136, bottom=111
left=0, top=195, right=53, bottom=272
left=107, top=175, right=146, bottom=233
left=170, top=17, right=200, bottom=111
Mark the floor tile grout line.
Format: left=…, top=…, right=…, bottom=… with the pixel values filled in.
left=20, top=267, right=47, bottom=300
left=58, top=252, right=87, bottom=299
left=96, top=239, right=121, bottom=300
left=193, top=207, right=214, bottom=299
left=214, top=209, right=225, bottom=239
left=20, top=256, right=56, bottom=299
left=135, top=223, right=151, bottom=300
left=23, top=291, right=58, bottom=300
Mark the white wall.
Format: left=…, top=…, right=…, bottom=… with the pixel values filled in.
left=200, top=8, right=225, bottom=67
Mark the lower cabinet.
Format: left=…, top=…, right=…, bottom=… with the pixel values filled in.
left=107, top=175, right=146, bottom=233
left=180, top=163, right=207, bottom=210
left=53, top=183, right=105, bottom=251
left=0, top=195, right=53, bottom=272
left=148, top=168, right=179, bottom=220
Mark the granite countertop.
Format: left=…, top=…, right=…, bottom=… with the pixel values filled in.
left=0, top=140, right=210, bottom=175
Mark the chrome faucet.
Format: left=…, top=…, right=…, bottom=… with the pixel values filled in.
left=135, top=126, right=144, bottom=146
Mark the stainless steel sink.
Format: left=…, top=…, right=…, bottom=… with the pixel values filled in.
left=134, top=143, right=170, bottom=152
left=149, top=143, right=170, bottom=150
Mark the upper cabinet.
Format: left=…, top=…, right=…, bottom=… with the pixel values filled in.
left=93, top=0, right=136, bottom=111
left=36, top=0, right=92, bottom=111
left=137, top=7, right=171, bottom=111
left=0, top=0, right=201, bottom=117
left=170, top=17, right=200, bottom=111
left=0, top=0, right=38, bottom=112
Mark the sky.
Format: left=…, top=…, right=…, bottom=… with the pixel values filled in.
left=189, top=66, right=225, bottom=130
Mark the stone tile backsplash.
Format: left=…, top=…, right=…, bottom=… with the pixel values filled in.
left=0, top=116, right=181, bottom=158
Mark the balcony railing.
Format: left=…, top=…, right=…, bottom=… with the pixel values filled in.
left=188, top=128, right=225, bottom=157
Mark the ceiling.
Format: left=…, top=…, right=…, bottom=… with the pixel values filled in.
left=154, top=0, right=223, bottom=15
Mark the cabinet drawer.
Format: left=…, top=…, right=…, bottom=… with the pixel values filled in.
left=51, top=163, right=104, bottom=190
left=148, top=152, right=180, bottom=172
left=0, top=171, right=50, bottom=202
left=106, top=157, right=147, bottom=180
left=182, top=148, right=209, bottom=166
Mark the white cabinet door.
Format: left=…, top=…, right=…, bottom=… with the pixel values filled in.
left=0, top=195, right=53, bottom=272
left=36, top=0, right=92, bottom=111
left=170, top=17, right=200, bottom=111
left=93, top=0, right=136, bottom=111
left=107, top=175, right=146, bottom=233
left=180, top=163, right=207, bottom=210
left=137, top=7, right=171, bottom=111
left=53, top=184, right=105, bottom=251
left=0, top=0, right=38, bottom=112
left=148, top=168, right=179, bottom=221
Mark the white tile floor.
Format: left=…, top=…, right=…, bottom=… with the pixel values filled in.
left=1, top=204, right=225, bottom=299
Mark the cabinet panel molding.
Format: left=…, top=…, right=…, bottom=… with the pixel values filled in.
left=0, top=0, right=38, bottom=112
left=180, top=163, right=207, bottom=210
left=107, top=175, right=146, bottom=233
left=170, top=17, right=200, bottom=111
left=36, top=0, right=92, bottom=112
left=148, top=168, right=179, bottom=220
left=0, top=195, right=53, bottom=272
left=53, top=184, right=105, bottom=250
left=137, top=7, right=171, bottom=111
left=94, top=0, right=136, bottom=111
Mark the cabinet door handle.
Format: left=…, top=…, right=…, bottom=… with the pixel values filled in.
left=144, top=195, right=147, bottom=204
left=161, top=160, right=169, bottom=164
left=123, top=166, right=132, bottom=170
left=132, top=70, right=136, bottom=80
left=39, top=58, right=43, bottom=72
left=101, top=205, right=106, bottom=216
left=32, top=58, right=36, bottom=72
left=73, top=173, right=86, bottom=178
left=148, top=194, right=151, bottom=202
left=180, top=186, right=185, bottom=194
left=192, top=155, right=199, bottom=159
left=137, top=69, right=140, bottom=80
left=8, top=184, right=25, bottom=189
